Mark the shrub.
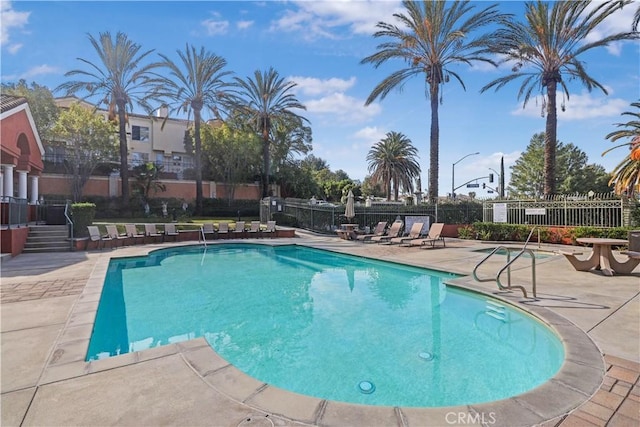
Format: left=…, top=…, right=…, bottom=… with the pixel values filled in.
left=272, top=213, right=299, bottom=227
left=71, top=203, right=96, bottom=237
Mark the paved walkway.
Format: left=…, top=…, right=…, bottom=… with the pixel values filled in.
left=1, top=233, right=638, bottom=426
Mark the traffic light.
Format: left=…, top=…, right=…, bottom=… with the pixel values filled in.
left=489, top=173, right=494, bottom=183
left=482, top=183, right=486, bottom=189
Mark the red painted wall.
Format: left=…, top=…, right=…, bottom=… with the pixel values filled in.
left=0, top=227, right=29, bottom=256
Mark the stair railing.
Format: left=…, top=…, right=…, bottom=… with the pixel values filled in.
left=64, top=200, right=74, bottom=251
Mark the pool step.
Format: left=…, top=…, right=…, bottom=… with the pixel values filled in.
left=485, top=300, right=507, bottom=322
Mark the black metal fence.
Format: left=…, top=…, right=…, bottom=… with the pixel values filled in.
left=0, top=197, right=28, bottom=228
left=260, top=198, right=483, bottom=234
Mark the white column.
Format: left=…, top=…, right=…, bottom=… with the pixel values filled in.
left=30, top=175, right=39, bottom=204
left=17, top=170, right=28, bottom=199
left=3, top=165, right=14, bottom=198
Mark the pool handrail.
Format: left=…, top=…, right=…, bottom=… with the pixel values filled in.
left=472, top=226, right=540, bottom=299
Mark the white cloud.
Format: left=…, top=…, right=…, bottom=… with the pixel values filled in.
left=270, top=0, right=402, bottom=40
left=305, top=92, right=381, bottom=124
left=202, top=18, right=229, bottom=35
left=7, top=43, right=22, bottom=54
left=511, top=91, right=629, bottom=120
left=289, top=76, right=356, bottom=96
left=583, top=1, right=637, bottom=55
left=2, top=64, right=59, bottom=82
left=236, top=20, right=254, bottom=30
left=354, top=126, right=386, bottom=144
left=1, top=1, right=30, bottom=52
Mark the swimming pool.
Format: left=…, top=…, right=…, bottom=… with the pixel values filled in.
left=88, top=243, right=564, bottom=407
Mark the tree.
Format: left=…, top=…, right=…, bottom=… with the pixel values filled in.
left=149, top=44, right=232, bottom=215
left=56, top=31, right=158, bottom=210
left=367, top=131, right=421, bottom=201
left=482, top=0, right=638, bottom=196
left=603, top=101, right=640, bottom=196
left=361, top=0, right=504, bottom=202
left=230, top=67, right=308, bottom=198
left=49, top=103, right=117, bottom=201
left=131, top=162, right=166, bottom=203
left=200, top=122, right=261, bottom=204
left=508, top=133, right=611, bottom=197
left=2, top=80, right=58, bottom=141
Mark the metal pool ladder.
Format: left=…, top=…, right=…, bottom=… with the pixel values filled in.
left=472, top=228, right=538, bottom=299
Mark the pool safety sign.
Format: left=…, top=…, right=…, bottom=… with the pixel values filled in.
left=493, top=203, right=507, bottom=223
left=525, top=208, right=546, bottom=216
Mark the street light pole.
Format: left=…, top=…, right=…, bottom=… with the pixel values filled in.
left=452, top=152, right=480, bottom=199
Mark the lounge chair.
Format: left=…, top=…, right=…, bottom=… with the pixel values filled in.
left=389, top=222, right=425, bottom=245
left=163, top=223, right=179, bottom=242
left=201, top=223, right=216, bottom=241
left=232, top=221, right=246, bottom=239
left=356, top=221, right=388, bottom=243
left=263, top=220, right=276, bottom=237
left=144, top=224, right=163, bottom=243
left=218, top=222, right=229, bottom=239
left=87, top=225, right=112, bottom=250
left=408, top=223, right=446, bottom=248
left=105, top=224, right=128, bottom=247
left=247, top=221, right=262, bottom=237
left=125, top=224, right=145, bottom=244
left=371, top=220, right=404, bottom=243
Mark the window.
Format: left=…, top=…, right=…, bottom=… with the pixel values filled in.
left=131, top=152, right=149, bottom=166
left=131, top=125, right=149, bottom=142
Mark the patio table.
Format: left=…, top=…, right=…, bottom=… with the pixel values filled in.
left=561, top=238, right=639, bottom=276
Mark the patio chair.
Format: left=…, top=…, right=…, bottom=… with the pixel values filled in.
left=356, top=221, right=388, bottom=243
left=163, top=223, right=179, bottom=242
left=87, top=225, right=112, bottom=250
left=201, top=223, right=216, bottom=241
left=247, top=221, right=262, bottom=237
left=105, top=224, right=128, bottom=247
left=408, top=223, right=446, bottom=248
left=389, top=222, right=425, bottom=246
left=144, top=224, right=163, bottom=243
left=232, top=221, right=246, bottom=239
left=371, top=220, right=404, bottom=243
left=262, top=221, right=276, bottom=237
left=217, top=222, right=230, bottom=239
left=125, top=224, right=145, bottom=244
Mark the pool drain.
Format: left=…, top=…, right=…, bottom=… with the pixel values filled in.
left=358, top=380, right=375, bottom=394
left=419, top=351, right=434, bottom=361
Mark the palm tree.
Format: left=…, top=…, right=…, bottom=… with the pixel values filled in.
left=56, top=31, right=157, bottom=209
left=367, top=131, right=421, bottom=201
left=230, top=67, right=308, bottom=198
left=361, top=0, right=504, bottom=202
left=603, top=101, right=640, bottom=196
left=149, top=44, right=232, bottom=215
left=481, top=0, right=638, bottom=196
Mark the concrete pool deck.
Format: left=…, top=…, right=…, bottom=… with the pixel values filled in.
left=1, top=231, right=638, bottom=426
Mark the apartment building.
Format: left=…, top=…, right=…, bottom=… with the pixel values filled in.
left=52, top=97, right=194, bottom=178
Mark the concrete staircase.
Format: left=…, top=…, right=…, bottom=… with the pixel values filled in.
left=23, top=225, right=72, bottom=253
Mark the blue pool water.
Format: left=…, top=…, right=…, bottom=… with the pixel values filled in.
left=88, top=244, right=564, bottom=407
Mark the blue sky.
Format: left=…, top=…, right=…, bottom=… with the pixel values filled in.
left=2, top=0, right=639, bottom=196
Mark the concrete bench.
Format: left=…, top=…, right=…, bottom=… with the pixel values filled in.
left=621, top=250, right=640, bottom=260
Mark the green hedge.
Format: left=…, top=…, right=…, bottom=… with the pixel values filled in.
left=458, top=222, right=636, bottom=244
left=71, top=203, right=96, bottom=237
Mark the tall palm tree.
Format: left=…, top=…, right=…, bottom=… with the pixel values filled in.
left=481, top=0, right=638, bottom=196
left=149, top=44, right=232, bottom=215
left=367, top=131, right=421, bottom=201
left=603, top=101, right=640, bottom=196
left=56, top=31, right=157, bottom=209
left=361, top=0, right=504, bottom=202
left=230, top=67, right=308, bottom=198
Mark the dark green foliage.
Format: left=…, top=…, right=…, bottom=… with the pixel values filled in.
left=71, top=203, right=96, bottom=237
left=272, top=212, right=299, bottom=227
